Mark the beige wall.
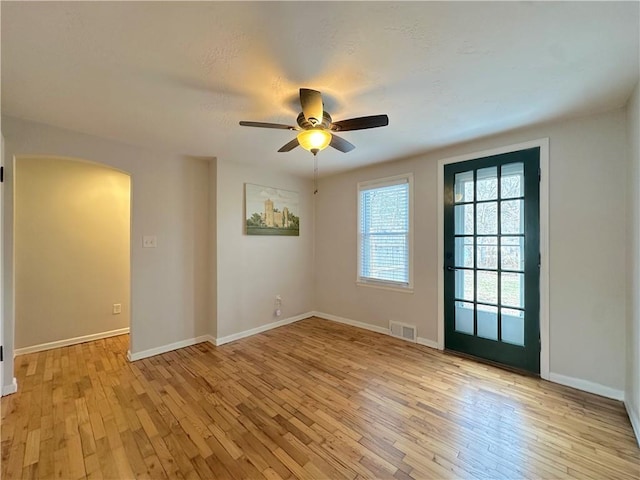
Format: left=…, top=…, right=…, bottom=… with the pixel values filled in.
left=315, top=108, right=628, bottom=392
left=2, top=116, right=210, bottom=391
left=208, top=158, right=218, bottom=338
left=216, top=159, right=314, bottom=339
left=626, top=80, right=640, bottom=441
left=15, top=157, right=130, bottom=348
left=1, top=107, right=633, bottom=406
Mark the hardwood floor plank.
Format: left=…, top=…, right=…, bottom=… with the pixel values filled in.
left=2, top=318, right=638, bottom=479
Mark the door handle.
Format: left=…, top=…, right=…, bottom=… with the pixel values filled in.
left=446, top=266, right=456, bottom=272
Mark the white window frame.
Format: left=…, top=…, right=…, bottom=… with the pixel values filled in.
left=357, top=173, right=414, bottom=293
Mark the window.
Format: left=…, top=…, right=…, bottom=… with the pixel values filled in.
left=358, top=173, right=413, bottom=290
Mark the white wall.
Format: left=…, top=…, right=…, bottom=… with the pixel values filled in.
left=216, top=159, right=314, bottom=340
left=315, top=108, right=628, bottom=393
left=15, top=157, right=130, bottom=349
left=626, top=80, right=640, bottom=442
left=2, top=116, right=210, bottom=390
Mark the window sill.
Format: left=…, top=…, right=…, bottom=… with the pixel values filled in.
left=356, top=281, right=414, bottom=294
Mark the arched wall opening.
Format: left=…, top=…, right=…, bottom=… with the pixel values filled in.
left=13, top=155, right=131, bottom=355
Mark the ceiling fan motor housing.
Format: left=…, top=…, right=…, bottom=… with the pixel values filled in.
left=297, top=111, right=332, bottom=130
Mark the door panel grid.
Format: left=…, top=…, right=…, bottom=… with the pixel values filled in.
left=445, top=148, right=540, bottom=373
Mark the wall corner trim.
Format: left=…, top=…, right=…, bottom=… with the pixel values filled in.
left=548, top=372, right=624, bottom=401
left=624, top=400, right=640, bottom=447
left=2, top=378, right=18, bottom=396
left=214, top=312, right=314, bottom=346
left=14, top=327, right=130, bottom=356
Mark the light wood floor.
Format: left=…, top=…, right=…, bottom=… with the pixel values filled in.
left=2, top=317, right=639, bottom=479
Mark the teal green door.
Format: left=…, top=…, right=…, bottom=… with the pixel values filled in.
left=444, top=148, right=540, bottom=373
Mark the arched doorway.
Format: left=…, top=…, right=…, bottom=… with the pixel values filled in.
left=13, top=156, right=131, bottom=359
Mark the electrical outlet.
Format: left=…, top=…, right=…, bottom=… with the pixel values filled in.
left=112, top=303, right=122, bottom=315
left=142, top=235, right=157, bottom=248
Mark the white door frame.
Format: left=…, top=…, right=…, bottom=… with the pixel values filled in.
left=0, top=134, right=4, bottom=394
left=436, top=138, right=550, bottom=380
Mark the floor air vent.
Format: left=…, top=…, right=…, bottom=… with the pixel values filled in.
left=389, top=321, right=417, bottom=342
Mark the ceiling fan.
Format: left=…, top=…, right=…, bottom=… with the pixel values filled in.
left=239, top=88, right=389, bottom=156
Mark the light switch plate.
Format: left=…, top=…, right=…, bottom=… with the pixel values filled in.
left=142, top=235, right=157, bottom=248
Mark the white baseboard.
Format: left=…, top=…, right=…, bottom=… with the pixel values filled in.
left=128, top=334, right=215, bottom=361
left=625, top=400, right=640, bottom=447
left=549, top=372, right=624, bottom=401
left=215, top=312, right=314, bottom=346
left=417, top=336, right=440, bottom=350
left=14, top=327, right=130, bottom=356
left=312, top=311, right=441, bottom=350
left=2, top=377, right=18, bottom=396
left=312, top=311, right=389, bottom=335
left=127, top=312, right=316, bottom=360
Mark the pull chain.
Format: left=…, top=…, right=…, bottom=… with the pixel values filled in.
left=313, top=153, right=318, bottom=195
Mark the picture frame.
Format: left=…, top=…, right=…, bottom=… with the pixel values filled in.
left=245, top=183, right=300, bottom=236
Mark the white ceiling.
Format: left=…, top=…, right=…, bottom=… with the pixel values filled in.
left=1, top=2, right=638, bottom=178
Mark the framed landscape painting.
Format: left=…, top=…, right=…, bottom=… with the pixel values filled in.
left=245, top=183, right=300, bottom=236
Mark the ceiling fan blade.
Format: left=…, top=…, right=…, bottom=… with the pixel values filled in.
left=239, top=121, right=296, bottom=130
left=299, top=88, right=324, bottom=126
left=329, top=134, right=356, bottom=153
left=330, top=114, right=389, bottom=132
left=277, top=138, right=300, bottom=152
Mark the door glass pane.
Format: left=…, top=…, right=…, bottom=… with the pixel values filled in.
left=456, top=269, right=474, bottom=302
left=501, top=163, right=524, bottom=199
left=477, top=271, right=497, bottom=304
left=501, top=236, right=524, bottom=271
left=477, top=237, right=497, bottom=269
left=454, top=171, right=474, bottom=203
left=501, top=308, right=525, bottom=346
left=477, top=305, right=498, bottom=340
left=501, top=200, right=523, bottom=234
left=477, top=167, right=498, bottom=201
left=455, top=301, right=474, bottom=334
left=455, top=205, right=474, bottom=234
left=455, top=237, right=474, bottom=268
left=455, top=269, right=474, bottom=301
left=477, top=202, right=497, bottom=234
left=501, top=272, right=524, bottom=308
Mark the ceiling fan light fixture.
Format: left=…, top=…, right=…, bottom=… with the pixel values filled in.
left=297, top=128, right=332, bottom=155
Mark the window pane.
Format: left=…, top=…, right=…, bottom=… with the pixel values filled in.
left=455, top=269, right=474, bottom=302
left=360, top=184, right=408, bottom=234
left=477, top=167, right=497, bottom=201
left=360, top=234, right=408, bottom=283
left=477, top=202, right=497, bottom=235
left=454, top=204, right=474, bottom=235
left=359, top=178, right=410, bottom=285
left=455, top=301, right=474, bottom=335
left=454, top=171, right=473, bottom=203
left=501, top=236, right=524, bottom=271
left=501, top=272, right=524, bottom=308
left=477, top=270, right=498, bottom=304
left=501, top=163, right=524, bottom=199
left=501, top=200, right=523, bottom=234
left=455, top=237, right=474, bottom=268
left=501, top=308, right=525, bottom=346
left=477, top=236, right=497, bottom=269
left=478, top=304, right=498, bottom=340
